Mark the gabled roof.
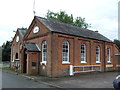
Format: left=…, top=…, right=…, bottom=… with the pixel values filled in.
left=18, top=28, right=27, bottom=38
left=25, top=42, right=40, bottom=52
left=36, top=16, right=112, bottom=42
left=12, top=28, right=27, bottom=45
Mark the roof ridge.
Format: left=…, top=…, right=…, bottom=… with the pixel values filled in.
left=18, top=28, right=27, bottom=30
left=37, top=16, right=98, bottom=33
left=36, top=16, right=47, bottom=20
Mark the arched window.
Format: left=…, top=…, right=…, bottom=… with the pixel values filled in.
left=107, top=48, right=111, bottom=62
left=42, top=41, right=47, bottom=63
left=81, top=44, right=86, bottom=63
left=96, top=46, right=100, bottom=63
left=62, top=41, right=69, bottom=64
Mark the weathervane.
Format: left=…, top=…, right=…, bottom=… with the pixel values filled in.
left=33, top=0, right=36, bottom=16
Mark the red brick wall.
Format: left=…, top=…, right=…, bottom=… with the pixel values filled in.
left=25, top=17, right=50, bottom=40
left=25, top=33, right=52, bottom=76
left=51, top=33, right=117, bottom=77
left=113, top=44, right=120, bottom=70
left=105, top=43, right=114, bottom=71
left=26, top=52, right=39, bottom=75
left=24, top=17, right=53, bottom=76
left=11, top=17, right=120, bottom=77
left=11, top=31, right=21, bottom=69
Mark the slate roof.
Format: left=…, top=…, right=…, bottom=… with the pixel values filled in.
left=37, top=16, right=112, bottom=42
left=18, top=28, right=27, bottom=38
left=25, top=42, right=40, bottom=52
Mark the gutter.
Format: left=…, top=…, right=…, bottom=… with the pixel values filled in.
left=51, top=31, right=113, bottom=43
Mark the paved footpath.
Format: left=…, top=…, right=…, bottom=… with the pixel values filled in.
left=31, top=72, right=118, bottom=88
left=2, top=68, right=119, bottom=88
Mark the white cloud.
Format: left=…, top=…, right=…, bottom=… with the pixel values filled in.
left=0, top=0, right=119, bottom=45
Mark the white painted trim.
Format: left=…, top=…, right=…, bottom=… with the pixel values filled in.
left=42, top=41, right=47, bottom=63
left=69, top=65, right=101, bottom=76
left=81, top=44, right=86, bottom=63
left=70, top=65, right=74, bottom=76
left=81, top=61, right=87, bottom=64
left=96, top=46, right=100, bottom=63
left=115, top=53, right=120, bottom=55
left=96, top=61, right=101, bottom=64
left=33, top=26, right=39, bottom=33
left=107, top=48, right=111, bottom=62
left=62, top=41, right=70, bottom=63
left=12, top=59, right=14, bottom=62
left=40, top=61, right=47, bottom=65
left=116, top=65, right=120, bottom=67
left=107, top=61, right=111, bottom=63
left=62, top=61, right=70, bottom=64
left=36, top=44, right=41, bottom=51
left=16, top=36, right=19, bottom=42
left=14, top=59, right=19, bottom=61
left=106, top=65, right=113, bottom=67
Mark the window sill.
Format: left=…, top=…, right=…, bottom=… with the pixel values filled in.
left=107, top=61, right=111, bottom=63
left=96, top=61, right=101, bottom=63
left=14, top=59, right=19, bottom=61
left=62, top=62, right=70, bottom=64
left=81, top=61, right=87, bottom=64
left=40, top=62, right=47, bottom=65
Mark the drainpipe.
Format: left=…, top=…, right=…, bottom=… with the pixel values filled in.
left=51, top=32, right=53, bottom=77
left=90, top=41, right=92, bottom=65
left=38, top=52, right=40, bottom=74
left=103, top=42, right=106, bottom=72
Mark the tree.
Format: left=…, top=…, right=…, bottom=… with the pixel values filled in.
left=0, top=46, right=2, bottom=62
left=46, top=10, right=91, bottom=29
left=2, top=41, right=12, bottom=61
left=114, top=39, right=120, bottom=49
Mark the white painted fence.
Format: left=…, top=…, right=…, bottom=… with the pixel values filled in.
left=69, top=65, right=101, bottom=76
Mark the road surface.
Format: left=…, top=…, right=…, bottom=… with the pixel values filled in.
left=0, top=69, right=2, bottom=89
left=2, top=71, right=52, bottom=88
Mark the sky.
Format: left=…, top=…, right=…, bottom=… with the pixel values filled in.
left=0, top=0, right=119, bottom=46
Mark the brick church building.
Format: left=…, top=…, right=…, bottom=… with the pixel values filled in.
left=10, top=16, right=120, bottom=77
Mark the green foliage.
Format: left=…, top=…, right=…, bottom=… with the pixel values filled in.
left=114, top=39, right=120, bottom=49
left=0, top=46, right=2, bottom=62
left=2, top=41, right=12, bottom=61
left=46, top=10, right=91, bottom=29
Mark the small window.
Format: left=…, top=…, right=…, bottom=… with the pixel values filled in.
left=33, top=26, right=39, bottom=33
left=96, top=46, right=100, bottom=63
left=32, top=62, right=36, bottom=66
left=42, top=41, right=47, bottom=64
left=16, top=36, right=19, bottom=42
left=62, top=41, right=70, bottom=64
left=15, top=53, right=18, bottom=59
left=81, top=44, right=86, bottom=63
left=107, top=48, right=111, bottom=63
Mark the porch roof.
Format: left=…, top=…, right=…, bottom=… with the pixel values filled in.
left=25, top=42, right=40, bottom=52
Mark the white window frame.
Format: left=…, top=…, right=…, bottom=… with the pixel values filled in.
left=16, top=36, right=19, bottom=42
left=62, top=41, right=70, bottom=64
left=107, top=48, right=111, bottom=63
left=81, top=44, right=86, bottom=64
left=41, top=40, right=47, bottom=65
left=96, top=46, right=101, bottom=63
